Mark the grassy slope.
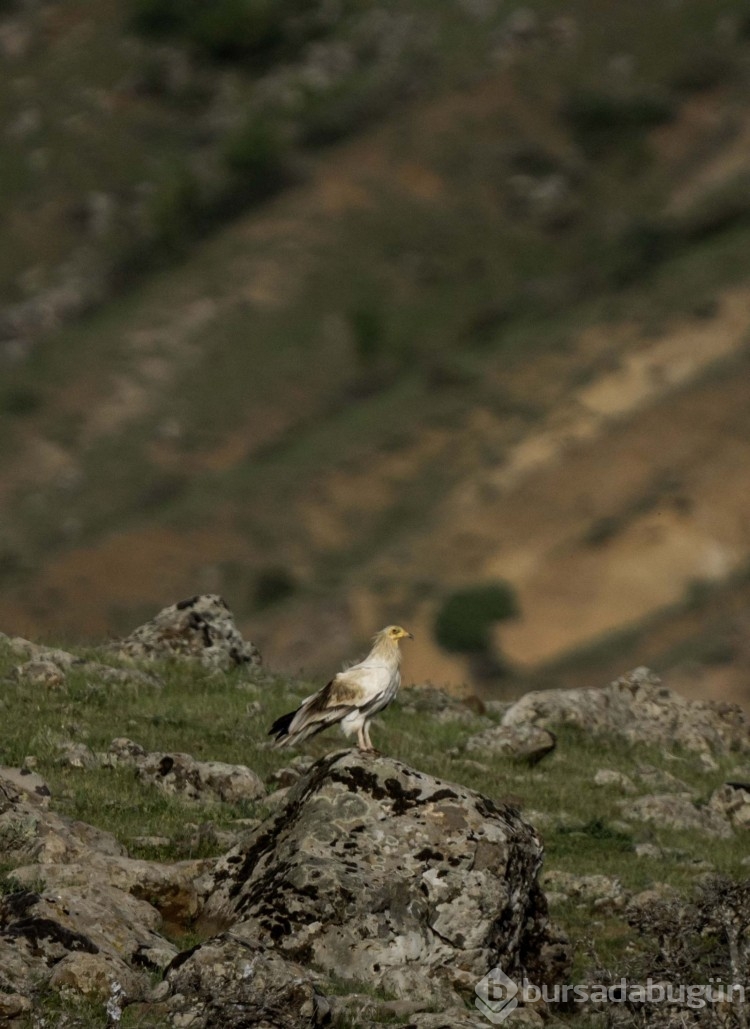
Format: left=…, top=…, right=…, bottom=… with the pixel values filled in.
left=1, top=638, right=747, bottom=1026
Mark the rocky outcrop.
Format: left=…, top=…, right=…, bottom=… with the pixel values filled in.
left=0, top=632, right=160, bottom=690
left=105, top=738, right=266, bottom=805
left=1, top=749, right=569, bottom=1026
left=114, top=594, right=262, bottom=671
left=137, top=751, right=265, bottom=806
left=0, top=767, right=213, bottom=1009
left=622, top=792, right=733, bottom=839
left=502, top=667, right=750, bottom=756
left=163, top=750, right=570, bottom=1028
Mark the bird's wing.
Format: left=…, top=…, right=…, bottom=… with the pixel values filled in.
left=330, top=664, right=392, bottom=704
left=273, top=662, right=393, bottom=744
left=284, top=676, right=358, bottom=740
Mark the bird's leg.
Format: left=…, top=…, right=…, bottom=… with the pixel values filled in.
left=363, top=724, right=379, bottom=755
left=356, top=724, right=378, bottom=753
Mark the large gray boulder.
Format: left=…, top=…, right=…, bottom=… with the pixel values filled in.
left=114, top=594, right=262, bottom=671
left=502, top=667, right=750, bottom=756
left=165, top=751, right=569, bottom=1027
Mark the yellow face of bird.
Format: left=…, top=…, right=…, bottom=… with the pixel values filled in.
left=384, top=625, right=414, bottom=642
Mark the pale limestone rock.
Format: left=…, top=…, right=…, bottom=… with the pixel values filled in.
left=709, top=782, right=750, bottom=830
left=186, top=749, right=569, bottom=1018
left=465, top=723, right=556, bottom=764
left=114, top=594, right=261, bottom=671
left=502, top=667, right=750, bottom=756
left=136, top=751, right=265, bottom=805
left=622, top=793, right=733, bottom=838
left=593, top=769, right=636, bottom=792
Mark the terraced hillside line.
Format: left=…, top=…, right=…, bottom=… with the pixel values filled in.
left=488, top=283, right=750, bottom=492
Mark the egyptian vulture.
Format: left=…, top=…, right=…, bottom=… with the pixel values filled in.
left=269, top=625, right=413, bottom=752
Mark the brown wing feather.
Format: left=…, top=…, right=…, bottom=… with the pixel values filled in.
left=308, top=675, right=363, bottom=711
left=271, top=672, right=367, bottom=748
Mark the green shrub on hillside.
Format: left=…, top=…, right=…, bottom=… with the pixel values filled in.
left=350, top=303, right=385, bottom=368
left=434, top=581, right=519, bottom=655
left=223, top=115, right=292, bottom=202
left=562, top=88, right=676, bottom=155
left=131, top=0, right=317, bottom=62
left=254, top=566, right=296, bottom=608
left=1, top=385, right=43, bottom=417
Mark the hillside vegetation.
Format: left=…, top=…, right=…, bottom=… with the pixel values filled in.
left=3, top=0, right=750, bottom=698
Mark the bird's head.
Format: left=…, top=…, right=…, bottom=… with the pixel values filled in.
left=381, top=625, right=414, bottom=644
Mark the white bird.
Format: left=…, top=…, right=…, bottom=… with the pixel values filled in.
left=269, top=625, right=413, bottom=752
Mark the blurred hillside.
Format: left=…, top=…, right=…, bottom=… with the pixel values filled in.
left=3, top=0, right=750, bottom=702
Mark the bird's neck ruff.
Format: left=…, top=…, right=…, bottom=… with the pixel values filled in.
left=368, top=632, right=402, bottom=666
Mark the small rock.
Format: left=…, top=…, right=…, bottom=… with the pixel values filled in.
left=627, top=884, right=680, bottom=914
left=0, top=633, right=78, bottom=668
left=635, top=764, right=690, bottom=793
left=263, top=787, right=289, bottom=809
left=502, top=1009, right=545, bottom=1027
left=542, top=871, right=628, bottom=911
left=0, top=993, right=32, bottom=1019
left=0, top=765, right=51, bottom=806
left=483, top=699, right=513, bottom=719
left=269, top=755, right=315, bottom=789
left=56, top=741, right=98, bottom=769
left=131, top=836, right=172, bottom=849
left=709, top=783, right=750, bottom=830
left=147, top=980, right=171, bottom=1003
left=465, top=723, right=556, bottom=764
left=136, top=751, right=265, bottom=804
left=106, top=737, right=148, bottom=765
left=593, top=769, right=636, bottom=792
left=410, top=1011, right=496, bottom=1028
left=13, top=658, right=65, bottom=688
left=400, top=685, right=484, bottom=723
left=457, top=758, right=492, bottom=773
left=622, top=793, right=733, bottom=838
left=634, top=843, right=663, bottom=859
left=698, top=752, right=720, bottom=773
left=48, top=952, right=139, bottom=1001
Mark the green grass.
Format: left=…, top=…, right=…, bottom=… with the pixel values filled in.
left=2, top=639, right=745, bottom=886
